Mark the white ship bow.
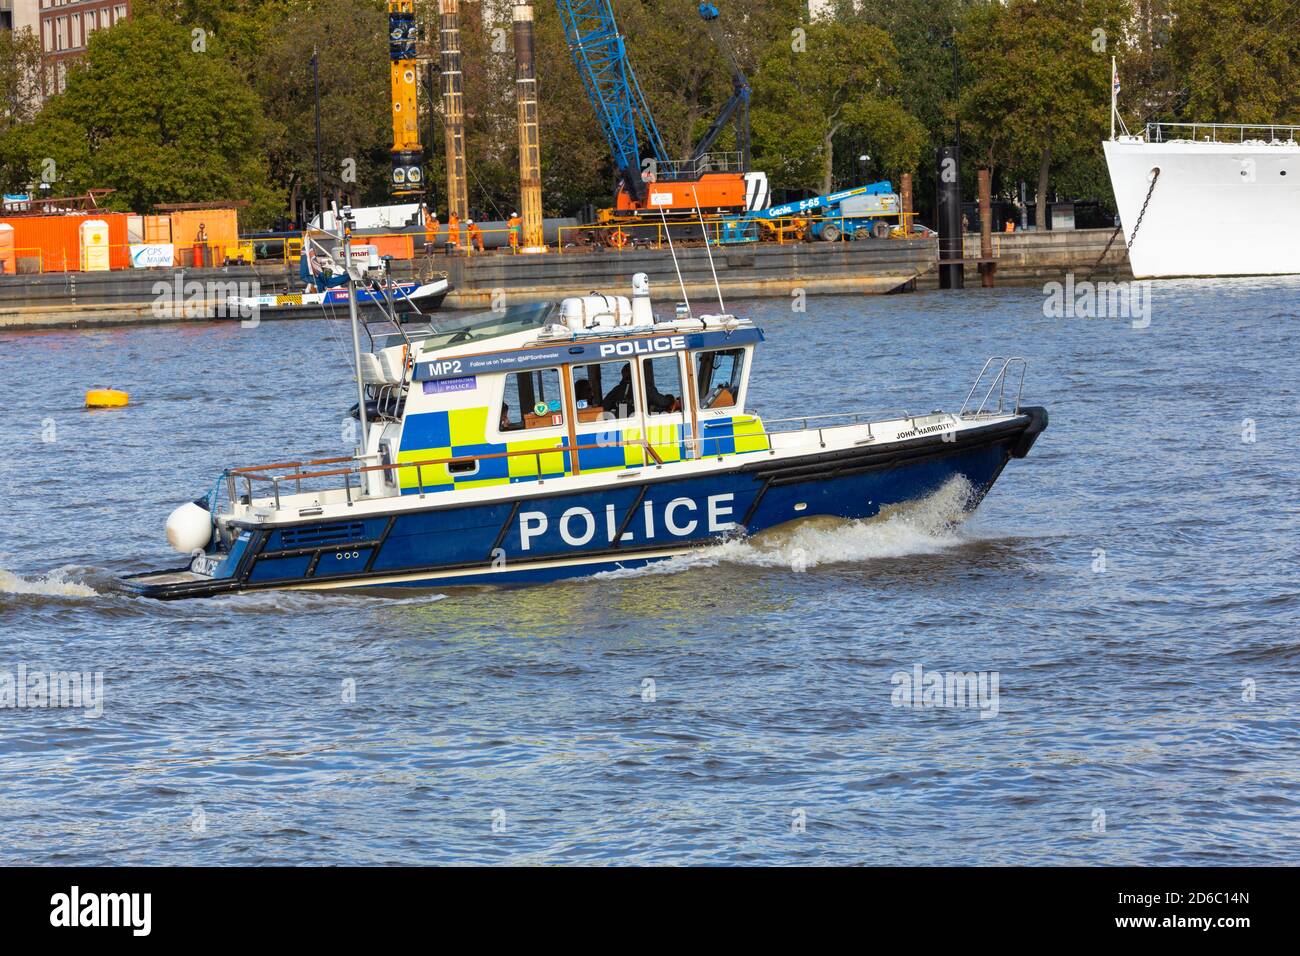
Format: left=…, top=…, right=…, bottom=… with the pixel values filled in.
left=1104, top=124, right=1300, bottom=279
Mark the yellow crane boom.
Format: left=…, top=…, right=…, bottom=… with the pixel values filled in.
left=388, top=1, right=424, bottom=197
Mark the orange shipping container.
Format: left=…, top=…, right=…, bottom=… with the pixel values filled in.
left=0, top=213, right=132, bottom=272
left=144, top=215, right=172, bottom=244
left=170, top=209, right=238, bottom=256
left=365, top=233, right=415, bottom=260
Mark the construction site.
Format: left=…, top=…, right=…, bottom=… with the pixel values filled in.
left=0, top=0, right=1132, bottom=327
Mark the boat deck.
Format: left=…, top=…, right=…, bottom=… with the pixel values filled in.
left=124, top=569, right=209, bottom=588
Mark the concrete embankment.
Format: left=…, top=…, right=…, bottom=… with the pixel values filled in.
left=0, top=228, right=1131, bottom=330
left=0, top=241, right=935, bottom=328
left=434, top=239, right=936, bottom=308
left=915, top=226, right=1133, bottom=288
left=0, top=263, right=295, bottom=329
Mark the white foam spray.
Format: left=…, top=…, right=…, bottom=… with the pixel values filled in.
left=0, top=568, right=98, bottom=599
left=597, top=475, right=977, bottom=579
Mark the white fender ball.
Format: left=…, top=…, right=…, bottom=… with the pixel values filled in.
left=166, top=501, right=213, bottom=554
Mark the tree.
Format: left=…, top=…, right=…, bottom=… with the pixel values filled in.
left=1118, top=0, right=1180, bottom=124
left=957, top=0, right=1128, bottom=227
left=751, top=18, right=925, bottom=194
left=255, top=0, right=390, bottom=218
left=0, top=26, right=42, bottom=135
left=533, top=1, right=610, bottom=215
left=133, top=0, right=294, bottom=70
left=0, top=14, right=280, bottom=226
left=831, top=0, right=972, bottom=219
left=1168, top=0, right=1300, bottom=123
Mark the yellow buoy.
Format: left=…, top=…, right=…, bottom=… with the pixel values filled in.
left=85, top=388, right=129, bottom=408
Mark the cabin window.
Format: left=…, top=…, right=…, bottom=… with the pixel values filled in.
left=641, top=355, right=683, bottom=415
left=501, top=368, right=565, bottom=432
left=696, top=349, right=744, bottom=409
left=571, top=360, right=636, bottom=422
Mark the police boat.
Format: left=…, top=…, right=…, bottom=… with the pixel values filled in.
left=123, top=238, right=1045, bottom=598
left=216, top=235, right=449, bottom=322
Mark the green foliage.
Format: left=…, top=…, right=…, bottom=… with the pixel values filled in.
left=1168, top=0, right=1300, bottom=122
left=534, top=1, right=608, bottom=215
left=9, top=0, right=1297, bottom=226
left=830, top=0, right=969, bottom=217
left=752, top=19, right=925, bottom=194
left=1117, top=0, right=1180, bottom=122
left=255, top=0, right=390, bottom=212
left=133, top=0, right=293, bottom=67
left=1, top=13, right=280, bottom=226
left=957, top=0, right=1128, bottom=222
left=0, top=27, right=43, bottom=134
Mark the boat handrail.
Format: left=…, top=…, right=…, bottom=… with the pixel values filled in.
left=229, top=438, right=671, bottom=511
left=760, top=409, right=913, bottom=430
left=1145, top=121, right=1300, bottom=144
left=227, top=454, right=356, bottom=476
left=229, top=408, right=925, bottom=499
left=959, top=357, right=1027, bottom=419
left=225, top=394, right=1024, bottom=514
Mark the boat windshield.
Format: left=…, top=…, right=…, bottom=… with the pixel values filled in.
left=375, top=301, right=556, bottom=352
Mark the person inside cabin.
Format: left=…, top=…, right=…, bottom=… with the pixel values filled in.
left=601, top=365, right=635, bottom=416
left=644, top=370, right=677, bottom=413
left=500, top=403, right=520, bottom=432
left=574, top=379, right=593, bottom=408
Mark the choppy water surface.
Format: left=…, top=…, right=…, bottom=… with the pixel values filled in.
left=1, top=279, right=1296, bottom=865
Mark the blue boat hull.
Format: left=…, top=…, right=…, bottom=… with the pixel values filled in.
left=125, top=408, right=1046, bottom=598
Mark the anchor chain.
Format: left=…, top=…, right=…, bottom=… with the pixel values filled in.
left=1084, top=167, right=1160, bottom=281
left=1126, top=168, right=1160, bottom=248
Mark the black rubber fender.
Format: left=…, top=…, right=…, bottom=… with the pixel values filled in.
left=1011, top=405, right=1049, bottom=459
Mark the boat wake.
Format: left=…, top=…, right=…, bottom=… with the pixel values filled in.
left=216, top=589, right=449, bottom=612
left=0, top=566, right=100, bottom=599
left=597, top=475, right=977, bottom=579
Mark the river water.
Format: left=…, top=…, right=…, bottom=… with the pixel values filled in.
left=1, top=278, right=1296, bottom=865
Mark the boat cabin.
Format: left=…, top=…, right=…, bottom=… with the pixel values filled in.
left=355, top=277, right=768, bottom=498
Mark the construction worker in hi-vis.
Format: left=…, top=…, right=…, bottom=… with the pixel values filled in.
left=508, top=212, right=522, bottom=253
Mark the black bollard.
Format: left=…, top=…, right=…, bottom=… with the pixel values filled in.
left=936, top=145, right=964, bottom=289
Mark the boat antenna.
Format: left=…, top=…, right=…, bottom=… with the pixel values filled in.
left=691, top=186, right=726, bottom=314
left=658, top=204, right=691, bottom=318
left=337, top=202, right=369, bottom=457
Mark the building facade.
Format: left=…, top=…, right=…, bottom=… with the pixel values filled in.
left=2, top=1, right=42, bottom=34
left=37, top=0, right=130, bottom=95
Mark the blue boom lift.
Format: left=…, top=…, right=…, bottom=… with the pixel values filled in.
left=718, top=181, right=901, bottom=244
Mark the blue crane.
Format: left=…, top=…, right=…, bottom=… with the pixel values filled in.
left=692, top=3, right=750, bottom=169
left=555, top=1, right=754, bottom=206
left=554, top=0, right=671, bottom=202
